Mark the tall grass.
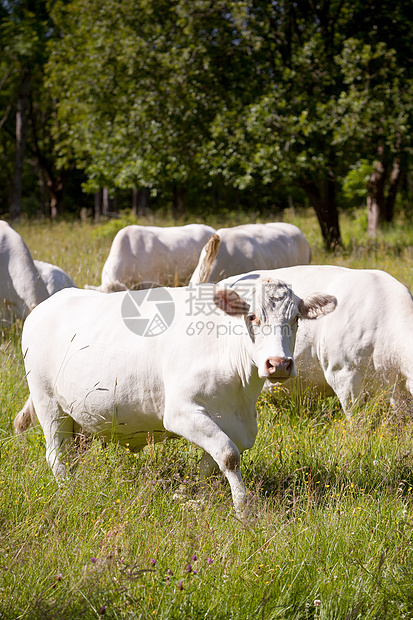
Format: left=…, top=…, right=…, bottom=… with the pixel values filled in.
left=1, top=210, right=412, bottom=619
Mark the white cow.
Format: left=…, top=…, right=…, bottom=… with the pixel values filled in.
left=222, top=265, right=413, bottom=415
left=14, top=278, right=336, bottom=515
left=34, top=260, right=76, bottom=295
left=190, top=222, right=311, bottom=284
left=0, top=221, right=48, bottom=323
left=89, top=223, right=216, bottom=291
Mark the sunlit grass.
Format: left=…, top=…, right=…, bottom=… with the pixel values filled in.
left=4, top=386, right=413, bottom=619
left=15, top=206, right=413, bottom=289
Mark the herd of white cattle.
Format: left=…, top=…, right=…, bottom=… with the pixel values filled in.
left=4, top=218, right=412, bottom=515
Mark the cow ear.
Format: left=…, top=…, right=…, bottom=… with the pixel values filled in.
left=213, top=288, right=250, bottom=316
left=298, top=293, right=337, bottom=319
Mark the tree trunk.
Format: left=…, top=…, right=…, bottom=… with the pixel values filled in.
left=28, top=92, right=66, bottom=220
left=212, top=186, right=219, bottom=212
left=172, top=185, right=186, bottom=216
left=132, top=188, right=138, bottom=216
left=384, top=157, right=402, bottom=223
left=367, top=159, right=387, bottom=237
left=112, top=193, right=118, bottom=215
left=48, top=178, right=64, bottom=219
left=9, top=69, right=31, bottom=220
left=102, top=187, right=110, bottom=216
left=300, top=177, right=341, bottom=250
left=132, top=187, right=150, bottom=217
left=39, top=169, right=48, bottom=217
left=94, top=190, right=102, bottom=222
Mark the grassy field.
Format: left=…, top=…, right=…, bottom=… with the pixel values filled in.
left=1, top=209, right=413, bottom=619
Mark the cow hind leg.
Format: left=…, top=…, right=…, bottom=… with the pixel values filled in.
left=14, top=396, right=37, bottom=433
left=36, top=401, right=75, bottom=481
left=199, top=451, right=220, bottom=478
left=164, top=406, right=247, bottom=518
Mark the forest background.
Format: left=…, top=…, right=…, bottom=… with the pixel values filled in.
left=1, top=0, right=413, bottom=249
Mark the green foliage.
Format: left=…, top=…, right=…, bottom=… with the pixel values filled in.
left=45, top=0, right=413, bottom=246
left=44, top=1, right=413, bottom=192
left=342, top=160, right=373, bottom=203
left=334, top=38, right=413, bottom=157
left=0, top=0, right=78, bottom=217
left=2, top=0, right=413, bottom=248
left=47, top=0, right=254, bottom=189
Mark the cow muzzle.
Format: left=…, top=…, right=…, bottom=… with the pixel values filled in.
left=264, top=356, right=295, bottom=381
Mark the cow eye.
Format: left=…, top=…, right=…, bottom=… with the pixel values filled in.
left=247, top=313, right=257, bottom=322
left=292, top=315, right=299, bottom=326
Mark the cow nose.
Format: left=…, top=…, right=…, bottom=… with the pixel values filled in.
left=265, top=357, right=294, bottom=378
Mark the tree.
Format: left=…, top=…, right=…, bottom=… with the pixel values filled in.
left=198, top=2, right=351, bottom=249
left=45, top=0, right=413, bottom=244
left=0, top=0, right=84, bottom=220
left=202, top=1, right=413, bottom=246
left=0, top=1, right=51, bottom=218
left=334, top=38, right=413, bottom=236
left=47, top=0, right=228, bottom=205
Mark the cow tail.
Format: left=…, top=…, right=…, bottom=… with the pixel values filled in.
left=14, top=396, right=37, bottom=434
left=198, top=233, right=221, bottom=283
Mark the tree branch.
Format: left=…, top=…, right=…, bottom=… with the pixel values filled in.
left=0, top=102, right=12, bottom=130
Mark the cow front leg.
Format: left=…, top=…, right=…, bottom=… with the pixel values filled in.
left=324, top=367, right=364, bottom=419
left=164, top=406, right=247, bottom=517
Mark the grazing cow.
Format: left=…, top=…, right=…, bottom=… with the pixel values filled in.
left=34, top=260, right=76, bottom=295
left=0, top=221, right=48, bottom=323
left=88, top=223, right=216, bottom=291
left=14, top=277, right=336, bottom=515
left=222, top=265, right=413, bottom=415
left=190, top=222, right=311, bottom=284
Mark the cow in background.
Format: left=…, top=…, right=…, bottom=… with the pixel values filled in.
left=222, top=265, right=413, bottom=416
left=87, top=223, right=216, bottom=291
left=190, top=222, right=311, bottom=284
left=0, top=221, right=49, bottom=324
left=34, top=260, right=76, bottom=296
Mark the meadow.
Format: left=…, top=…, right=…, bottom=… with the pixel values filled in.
left=1, top=208, right=413, bottom=619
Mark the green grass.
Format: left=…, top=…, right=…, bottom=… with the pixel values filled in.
left=1, top=209, right=413, bottom=618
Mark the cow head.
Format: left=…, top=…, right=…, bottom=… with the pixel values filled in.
left=214, top=276, right=337, bottom=383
